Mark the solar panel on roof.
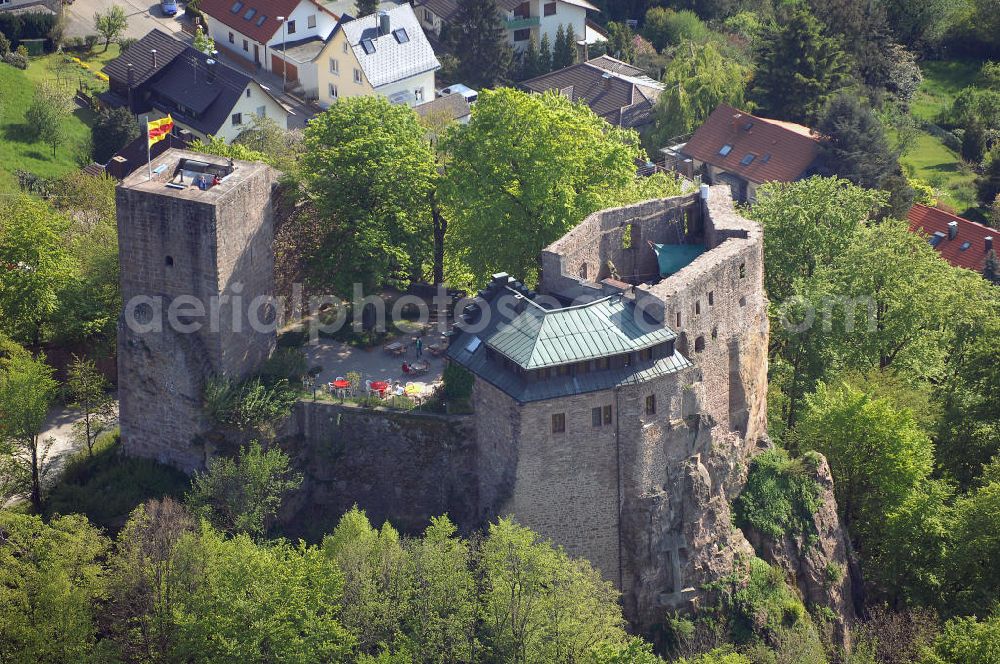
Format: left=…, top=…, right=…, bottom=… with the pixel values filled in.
left=361, top=39, right=376, bottom=54
left=393, top=28, right=409, bottom=43
left=230, top=1, right=242, bottom=12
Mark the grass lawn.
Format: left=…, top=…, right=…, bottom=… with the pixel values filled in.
left=900, top=131, right=980, bottom=215
left=911, top=58, right=984, bottom=123
left=0, top=46, right=119, bottom=189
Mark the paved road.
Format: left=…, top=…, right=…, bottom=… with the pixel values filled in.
left=63, top=0, right=190, bottom=41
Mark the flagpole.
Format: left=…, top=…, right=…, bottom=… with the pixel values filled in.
left=144, top=114, right=151, bottom=181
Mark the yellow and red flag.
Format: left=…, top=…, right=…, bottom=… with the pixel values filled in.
left=147, top=114, right=174, bottom=148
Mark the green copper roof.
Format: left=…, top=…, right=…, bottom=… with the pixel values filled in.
left=484, top=296, right=677, bottom=370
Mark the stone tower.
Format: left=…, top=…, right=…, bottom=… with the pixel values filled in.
left=116, top=149, right=280, bottom=472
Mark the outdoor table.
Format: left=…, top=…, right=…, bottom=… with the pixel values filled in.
left=384, top=342, right=404, bottom=355
left=332, top=379, right=350, bottom=398
left=370, top=381, right=389, bottom=397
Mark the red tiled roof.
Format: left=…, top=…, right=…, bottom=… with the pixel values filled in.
left=682, top=104, right=821, bottom=184
left=200, top=0, right=334, bottom=44
left=907, top=204, right=995, bottom=273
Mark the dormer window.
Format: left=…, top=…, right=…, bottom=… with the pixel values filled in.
left=719, top=144, right=732, bottom=156
left=740, top=153, right=756, bottom=165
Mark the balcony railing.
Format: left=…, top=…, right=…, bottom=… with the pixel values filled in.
left=505, top=16, right=540, bottom=30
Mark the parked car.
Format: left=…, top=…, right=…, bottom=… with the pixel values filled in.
left=437, top=84, right=478, bottom=105
left=161, top=0, right=179, bottom=16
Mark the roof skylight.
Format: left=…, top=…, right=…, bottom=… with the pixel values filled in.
left=393, top=28, right=409, bottom=43
left=230, top=1, right=243, bottom=13
left=740, top=153, right=756, bottom=165
left=361, top=39, right=376, bottom=54
left=243, top=7, right=256, bottom=20
left=719, top=144, right=732, bottom=156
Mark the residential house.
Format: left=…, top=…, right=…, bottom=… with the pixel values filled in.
left=908, top=203, right=996, bottom=277
left=312, top=4, right=440, bottom=107
left=102, top=29, right=289, bottom=143
left=0, top=0, right=58, bottom=15
left=520, top=55, right=664, bottom=129
left=413, top=0, right=604, bottom=55
left=680, top=103, right=822, bottom=202
left=414, top=91, right=471, bottom=124
left=199, top=0, right=339, bottom=81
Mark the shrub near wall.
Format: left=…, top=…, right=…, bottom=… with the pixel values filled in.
left=0, top=12, right=56, bottom=50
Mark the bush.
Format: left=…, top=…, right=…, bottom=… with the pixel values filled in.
left=0, top=11, right=56, bottom=44
left=442, top=363, right=474, bottom=401
left=0, top=31, right=10, bottom=56
left=202, top=376, right=298, bottom=432
left=3, top=51, right=26, bottom=69
left=84, top=34, right=99, bottom=51
left=257, top=348, right=308, bottom=384
left=117, top=36, right=135, bottom=52
left=643, top=7, right=708, bottom=51
left=733, top=448, right=823, bottom=541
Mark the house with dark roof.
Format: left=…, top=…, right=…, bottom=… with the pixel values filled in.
left=310, top=4, right=439, bottom=107
left=680, top=103, right=822, bottom=202
left=199, top=0, right=339, bottom=82
left=908, top=203, right=997, bottom=277
left=520, top=55, right=664, bottom=129
left=413, top=0, right=604, bottom=55
left=102, top=29, right=289, bottom=143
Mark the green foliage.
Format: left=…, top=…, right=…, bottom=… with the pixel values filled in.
left=25, top=79, right=72, bottom=157
left=949, top=86, right=1000, bottom=132
left=927, top=612, right=1000, bottom=664
left=751, top=4, right=850, bottom=124
left=795, top=381, right=934, bottom=550
left=730, top=558, right=812, bottom=644
left=257, top=347, right=308, bottom=384
left=552, top=23, right=575, bottom=70
left=440, top=88, right=678, bottom=286
left=93, top=5, right=127, bottom=50
left=66, top=354, right=113, bottom=457
left=442, top=362, right=474, bottom=401
left=961, top=118, right=987, bottom=163
left=0, top=350, right=57, bottom=511
left=187, top=441, right=302, bottom=538
left=192, top=25, right=214, bottom=54
left=734, top=448, right=823, bottom=541
left=604, top=21, right=636, bottom=64
left=300, top=96, right=436, bottom=294
left=642, top=8, right=708, bottom=51
left=202, top=375, right=298, bottom=432
left=0, top=511, right=108, bottom=663
left=946, top=478, right=1000, bottom=616
left=91, top=104, right=138, bottom=163
left=652, top=40, right=750, bottom=144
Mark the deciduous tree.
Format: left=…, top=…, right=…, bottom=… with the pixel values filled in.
left=94, top=5, right=127, bottom=51
left=440, top=88, right=679, bottom=285
left=91, top=105, right=139, bottom=164
left=66, top=355, right=114, bottom=458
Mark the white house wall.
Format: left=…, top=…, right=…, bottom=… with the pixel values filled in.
left=375, top=69, right=436, bottom=107
left=264, top=1, right=337, bottom=49
left=214, top=83, right=289, bottom=142
left=538, top=1, right=586, bottom=47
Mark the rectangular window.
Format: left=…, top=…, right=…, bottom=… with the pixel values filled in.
left=544, top=2, right=557, bottom=15
left=695, top=301, right=701, bottom=315
left=708, top=291, right=714, bottom=306
left=425, top=8, right=433, bottom=22
left=328, top=82, right=338, bottom=98
left=307, top=14, right=316, bottom=28
left=552, top=413, right=566, bottom=433
left=245, top=88, right=251, bottom=97
left=287, top=19, right=296, bottom=34
left=256, top=105, right=266, bottom=117
left=645, top=395, right=656, bottom=415
left=231, top=112, right=243, bottom=126
left=414, top=87, right=424, bottom=102
left=592, top=407, right=602, bottom=427
left=243, top=39, right=249, bottom=51
left=343, top=41, right=349, bottom=53
left=354, top=68, right=362, bottom=83
left=228, top=31, right=234, bottom=43
left=603, top=405, right=612, bottom=425
left=719, top=144, right=733, bottom=156
left=513, top=28, right=531, bottom=42
left=676, top=312, right=682, bottom=327
left=329, top=57, right=338, bottom=74
left=639, top=347, right=653, bottom=362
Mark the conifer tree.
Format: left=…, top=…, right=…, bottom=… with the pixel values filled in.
left=520, top=36, right=542, bottom=80
left=539, top=32, right=552, bottom=74
left=565, top=23, right=577, bottom=64
left=552, top=24, right=571, bottom=69
left=751, top=5, right=850, bottom=123
left=453, top=0, right=513, bottom=87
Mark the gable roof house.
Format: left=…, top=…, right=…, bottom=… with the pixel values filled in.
left=199, top=0, right=339, bottom=83
left=520, top=55, right=664, bottom=129
left=102, top=29, right=289, bottom=143
left=310, top=4, right=440, bottom=108
left=680, top=103, right=822, bottom=202
left=908, top=204, right=997, bottom=278
left=413, top=0, right=604, bottom=57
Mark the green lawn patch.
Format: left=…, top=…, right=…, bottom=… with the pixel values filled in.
left=45, top=430, right=190, bottom=534
left=0, top=47, right=116, bottom=186
left=900, top=131, right=980, bottom=215
left=911, top=58, right=984, bottom=123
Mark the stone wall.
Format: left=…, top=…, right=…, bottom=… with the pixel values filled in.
left=279, top=401, right=483, bottom=537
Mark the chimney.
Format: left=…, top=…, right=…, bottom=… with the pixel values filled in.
left=150, top=48, right=157, bottom=69
left=126, top=62, right=134, bottom=108
left=948, top=220, right=958, bottom=240
left=378, top=10, right=390, bottom=36
left=987, top=236, right=994, bottom=252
